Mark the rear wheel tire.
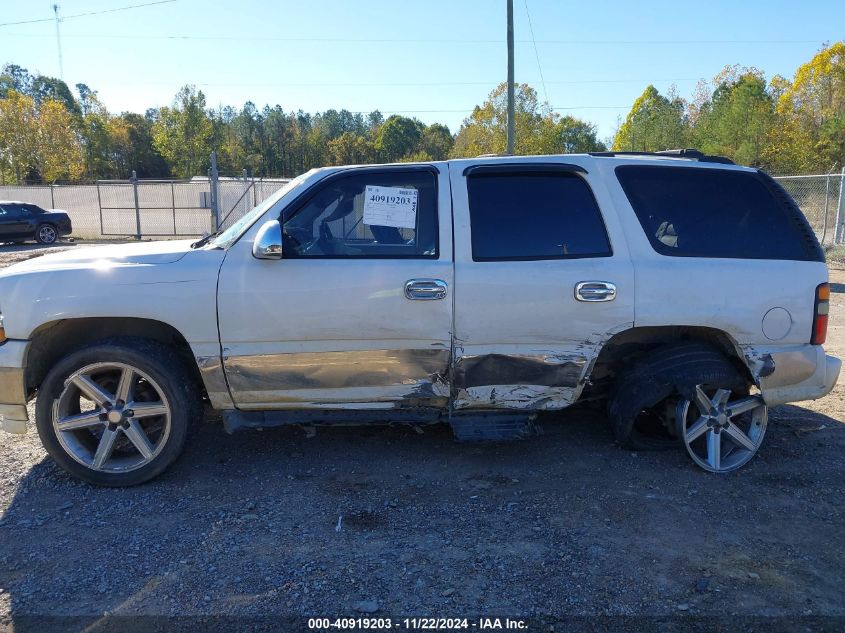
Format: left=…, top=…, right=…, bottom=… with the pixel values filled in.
left=35, top=338, right=201, bottom=486
left=608, top=342, right=749, bottom=453
left=36, top=223, right=57, bottom=244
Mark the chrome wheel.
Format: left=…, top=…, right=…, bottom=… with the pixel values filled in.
left=676, top=386, right=767, bottom=473
left=52, top=362, right=171, bottom=473
left=38, top=224, right=57, bottom=244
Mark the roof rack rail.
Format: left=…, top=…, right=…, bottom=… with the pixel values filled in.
left=588, top=148, right=735, bottom=165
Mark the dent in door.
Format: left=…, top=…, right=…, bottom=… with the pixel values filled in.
left=452, top=350, right=590, bottom=410
left=224, top=347, right=451, bottom=410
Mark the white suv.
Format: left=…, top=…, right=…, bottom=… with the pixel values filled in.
left=0, top=150, right=839, bottom=485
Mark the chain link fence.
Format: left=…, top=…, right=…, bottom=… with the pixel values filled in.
left=0, top=175, right=290, bottom=239
left=774, top=171, right=845, bottom=246
left=1, top=170, right=844, bottom=244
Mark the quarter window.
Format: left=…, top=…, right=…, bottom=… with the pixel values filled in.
left=282, top=169, right=438, bottom=258
left=466, top=171, right=611, bottom=261
left=616, top=166, right=820, bottom=261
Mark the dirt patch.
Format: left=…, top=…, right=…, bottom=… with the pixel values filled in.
left=0, top=246, right=842, bottom=627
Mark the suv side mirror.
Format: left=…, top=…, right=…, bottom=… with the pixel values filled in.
left=252, top=220, right=283, bottom=260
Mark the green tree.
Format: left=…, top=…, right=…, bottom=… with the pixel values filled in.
left=773, top=42, right=845, bottom=172
left=152, top=85, right=214, bottom=178
left=418, top=123, right=453, bottom=160
left=0, top=64, right=33, bottom=98
left=32, top=75, right=80, bottom=117
left=451, top=83, right=570, bottom=157
left=328, top=132, right=374, bottom=165
left=0, top=89, right=37, bottom=182
left=612, top=85, right=687, bottom=152
left=692, top=68, right=775, bottom=166
left=543, top=115, right=606, bottom=153
left=375, top=115, right=424, bottom=162
left=0, top=90, right=82, bottom=183
left=75, top=86, right=113, bottom=178
left=109, top=113, right=169, bottom=178
left=35, top=99, right=84, bottom=181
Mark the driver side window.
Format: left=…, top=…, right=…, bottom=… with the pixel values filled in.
left=282, top=169, right=438, bottom=258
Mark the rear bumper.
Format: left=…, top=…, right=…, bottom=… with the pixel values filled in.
left=0, top=341, right=29, bottom=434
left=759, top=344, right=841, bottom=407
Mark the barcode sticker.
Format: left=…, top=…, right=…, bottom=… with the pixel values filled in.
left=363, top=185, right=418, bottom=229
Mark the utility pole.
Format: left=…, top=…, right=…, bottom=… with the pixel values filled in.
left=53, top=4, right=64, bottom=80
left=506, top=0, right=515, bottom=155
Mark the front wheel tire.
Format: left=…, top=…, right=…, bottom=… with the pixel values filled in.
left=35, top=338, right=200, bottom=486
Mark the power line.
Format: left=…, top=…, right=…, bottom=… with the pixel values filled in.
left=99, top=78, right=700, bottom=88
left=0, top=31, right=825, bottom=45
left=0, top=0, right=176, bottom=28
left=523, top=0, right=549, bottom=105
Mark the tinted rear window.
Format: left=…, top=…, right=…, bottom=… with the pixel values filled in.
left=616, top=166, right=821, bottom=261
left=467, top=172, right=611, bottom=261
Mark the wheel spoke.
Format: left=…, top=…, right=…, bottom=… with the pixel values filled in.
left=724, top=422, right=756, bottom=451
left=706, top=429, right=721, bottom=470
left=92, top=427, right=119, bottom=469
left=714, top=388, right=732, bottom=407
left=71, top=375, right=114, bottom=407
left=685, top=416, right=709, bottom=443
left=694, top=385, right=714, bottom=415
left=115, top=368, right=136, bottom=405
left=124, top=420, right=155, bottom=459
left=57, top=410, right=103, bottom=431
left=728, top=396, right=762, bottom=417
left=129, top=402, right=168, bottom=419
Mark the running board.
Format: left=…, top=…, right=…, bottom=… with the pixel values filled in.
left=222, top=408, right=442, bottom=434
left=449, top=413, right=541, bottom=442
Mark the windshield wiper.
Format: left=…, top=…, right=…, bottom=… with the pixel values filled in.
left=190, top=230, right=221, bottom=249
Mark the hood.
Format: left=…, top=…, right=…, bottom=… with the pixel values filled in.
left=1, top=239, right=196, bottom=275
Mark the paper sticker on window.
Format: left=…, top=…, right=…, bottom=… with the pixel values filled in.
left=363, top=185, right=418, bottom=229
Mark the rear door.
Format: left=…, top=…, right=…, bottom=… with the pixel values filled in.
left=449, top=160, right=635, bottom=410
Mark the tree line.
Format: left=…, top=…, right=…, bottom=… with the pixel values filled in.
left=0, top=41, right=842, bottom=184
left=613, top=42, right=844, bottom=174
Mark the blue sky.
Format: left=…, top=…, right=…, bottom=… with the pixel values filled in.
left=0, top=0, right=842, bottom=142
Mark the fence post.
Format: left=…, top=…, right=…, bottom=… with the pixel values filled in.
left=96, top=181, right=104, bottom=237
left=170, top=181, right=177, bottom=236
left=209, top=151, right=220, bottom=232
left=131, top=170, right=141, bottom=240
left=837, top=167, right=845, bottom=245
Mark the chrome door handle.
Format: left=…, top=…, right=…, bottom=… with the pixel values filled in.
left=575, top=281, right=617, bottom=302
left=405, top=279, right=448, bottom=300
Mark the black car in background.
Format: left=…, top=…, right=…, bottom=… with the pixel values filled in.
left=0, top=201, right=72, bottom=245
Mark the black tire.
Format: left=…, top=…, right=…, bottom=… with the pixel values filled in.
left=35, top=338, right=202, bottom=486
left=35, top=223, right=57, bottom=244
left=608, top=342, right=747, bottom=451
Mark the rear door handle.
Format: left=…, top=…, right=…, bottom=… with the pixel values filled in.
left=405, top=279, right=448, bottom=300
left=575, top=281, right=617, bottom=302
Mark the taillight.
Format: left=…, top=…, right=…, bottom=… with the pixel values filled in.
left=811, top=283, right=830, bottom=345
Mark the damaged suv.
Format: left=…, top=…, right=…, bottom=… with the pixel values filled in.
left=0, top=150, right=839, bottom=485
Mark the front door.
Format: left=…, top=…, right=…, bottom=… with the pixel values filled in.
left=0, top=204, right=32, bottom=238
left=449, top=160, right=635, bottom=410
left=217, top=165, right=454, bottom=412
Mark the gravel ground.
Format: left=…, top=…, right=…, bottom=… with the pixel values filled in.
left=0, top=243, right=843, bottom=632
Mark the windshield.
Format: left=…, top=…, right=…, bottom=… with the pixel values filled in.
left=208, top=171, right=315, bottom=248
